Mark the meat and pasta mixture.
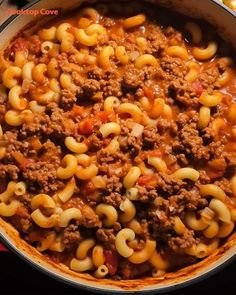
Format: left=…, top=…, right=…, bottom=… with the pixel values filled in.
left=0, top=1, right=236, bottom=280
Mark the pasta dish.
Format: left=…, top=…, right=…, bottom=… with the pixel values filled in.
left=0, top=1, right=236, bottom=280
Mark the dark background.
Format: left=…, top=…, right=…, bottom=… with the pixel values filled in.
left=0, top=250, right=236, bottom=295
left=0, top=0, right=236, bottom=294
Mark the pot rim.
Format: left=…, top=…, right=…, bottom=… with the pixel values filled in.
left=0, top=0, right=236, bottom=293
left=0, top=0, right=235, bottom=34
left=1, top=231, right=236, bottom=294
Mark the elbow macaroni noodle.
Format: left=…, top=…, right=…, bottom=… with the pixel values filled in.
left=203, top=220, right=219, bottom=239
left=59, top=208, right=82, bottom=227
left=0, top=200, right=20, bottom=217
left=75, top=163, right=98, bottom=180
left=92, top=245, right=105, bottom=267
left=115, top=46, right=130, bottom=65
left=22, top=62, right=34, bottom=80
left=98, top=46, right=114, bottom=69
left=123, top=166, right=141, bottom=189
left=199, top=184, right=227, bottom=202
left=78, top=7, right=100, bottom=23
left=198, top=106, right=211, bottom=129
left=185, top=61, right=200, bottom=82
left=209, top=198, right=231, bottom=224
left=70, top=257, right=94, bottom=272
left=199, top=91, right=223, bottom=107
left=94, top=265, right=109, bottom=278
left=39, top=26, right=57, bottom=41
left=118, top=103, right=142, bottom=123
left=32, top=63, right=47, bottom=83
left=99, top=122, right=121, bottom=138
left=104, top=96, right=120, bottom=113
left=31, top=209, right=58, bottom=228
left=185, top=22, right=202, bottom=44
left=14, top=51, right=27, bottom=68
left=2, top=66, right=22, bottom=89
left=56, top=23, right=73, bottom=41
left=166, top=46, right=189, bottom=60
left=95, top=203, right=118, bottom=227
left=134, top=54, right=158, bottom=69
left=192, top=41, right=218, bottom=60
left=147, top=156, right=168, bottom=173
left=172, top=168, right=200, bottom=182
left=65, top=137, right=88, bottom=154
left=76, top=238, right=96, bottom=260
left=56, top=178, right=76, bottom=203
left=185, top=211, right=210, bottom=231
left=57, top=154, right=78, bottom=179
left=8, top=85, right=27, bottom=110
left=115, top=228, right=135, bottom=258
left=5, top=110, right=24, bottom=126
left=123, top=14, right=146, bottom=29
left=128, top=239, right=156, bottom=264
left=75, top=28, right=98, bottom=46
left=0, top=3, right=235, bottom=280
left=119, top=198, right=136, bottom=223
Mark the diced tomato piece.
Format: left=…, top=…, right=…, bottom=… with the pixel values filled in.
left=16, top=206, right=29, bottom=218
left=28, top=231, right=42, bottom=242
left=83, top=119, right=95, bottom=134
left=50, top=251, right=73, bottom=264
left=103, top=138, right=111, bottom=146
left=0, top=244, right=9, bottom=252
left=192, top=80, right=203, bottom=96
left=12, top=151, right=35, bottom=171
left=67, top=26, right=76, bottom=35
left=20, top=158, right=35, bottom=171
left=70, top=105, right=85, bottom=117
left=50, top=253, right=62, bottom=263
left=97, top=111, right=110, bottom=123
left=28, top=35, right=42, bottom=55
left=207, top=169, right=224, bottom=180
left=147, top=150, right=163, bottom=157
left=11, top=38, right=28, bottom=53
left=104, top=250, right=118, bottom=275
left=30, top=137, right=43, bottom=150
left=143, top=85, right=155, bottom=101
left=80, top=181, right=95, bottom=195
left=78, top=118, right=95, bottom=135
left=222, top=93, right=232, bottom=106
left=0, top=178, right=7, bottom=194
left=137, top=175, right=158, bottom=187
left=34, top=39, right=42, bottom=55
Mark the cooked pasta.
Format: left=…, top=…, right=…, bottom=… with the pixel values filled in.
left=0, top=1, right=236, bottom=281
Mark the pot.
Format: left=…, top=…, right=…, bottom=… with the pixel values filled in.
left=0, top=0, right=236, bottom=293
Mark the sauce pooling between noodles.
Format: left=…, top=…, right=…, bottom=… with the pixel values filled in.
left=0, top=1, right=236, bottom=279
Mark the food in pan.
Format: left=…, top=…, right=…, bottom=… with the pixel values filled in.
left=0, top=1, right=236, bottom=279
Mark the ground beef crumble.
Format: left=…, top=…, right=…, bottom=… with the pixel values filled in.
left=0, top=2, right=235, bottom=280
left=62, top=224, right=82, bottom=248
left=96, top=228, right=117, bottom=251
